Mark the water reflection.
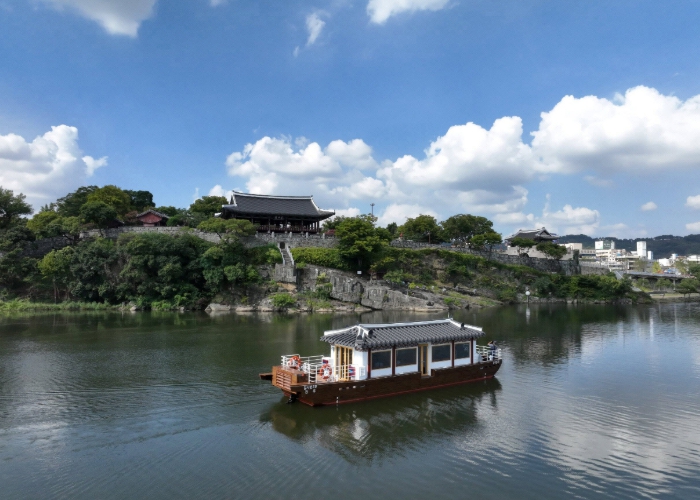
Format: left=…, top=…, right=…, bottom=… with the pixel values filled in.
left=261, top=379, right=502, bottom=463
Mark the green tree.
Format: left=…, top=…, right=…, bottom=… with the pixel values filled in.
left=38, top=247, right=74, bottom=302
left=189, top=196, right=227, bottom=217
left=689, top=264, right=700, bottom=280
left=677, top=279, right=699, bottom=297
left=322, top=216, right=347, bottom=232
left=386, top=222, right=398, bottom=236
left=56, top=186, right=98, bottom=217
left=652, top=261, right=662, bottom=274
left=80, top=201, right=118, bottom=228
left=154, top=206, right=180, bottom=217
left=0, top=188, right=33, bottom=228
left=471, top=232, right=503, bottom=259
left=336, top=215, right=390, bottom=270
left=86, top=185, right=132, bottom=216
left=197, top=218, right=257, bottom=239
left=401, top=214, right=444, bottom=243
left=125, top=190, right=154, bottom=212
left=536, top=241, right=567, bottom=260
left=27, top=211, right=82, bottom=240
left=509, top=237, right=536, bottom=256
left=440, top=214, right=494, bottom=245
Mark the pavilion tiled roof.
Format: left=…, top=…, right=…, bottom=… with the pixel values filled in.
left=505, top=227, right=558, bottom=242
left=320, top=319, right=485, bottom=351
left=221, top=192, right=334, bottom=219
left=136, top=209, right=169, bottom=219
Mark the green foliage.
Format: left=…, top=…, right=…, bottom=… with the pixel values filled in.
left=271, top=293, right=296, bottom=309
left=27, top=211, right=81, bottom=239
left=440, top=214, right=494, bottom=244
left=86, top=185, right=132, bottom=215
left=189, top=196, right=227, bottom=217
left=197, top=218, right=257, bottom=238
left=536, top=241, right=567, bottom=260
left=497, top=287, right=518, bottom=303
left=677, top=279, right=699, bottom=296
left=444, top=261, right=470, bottom=286
left=386, top=222, right=398, bottom=236
left=336, top=215, right=391, bottom=269
left=0, top=299, right=116, bottom=312
left=247, top=244, right=283, bottom=265
left=125, top=190, right=154, bottom=212
left=651, top=262, right=662, bottom=273
left=470, top=232, right=503, bottom=252
left=0, top=224, right=35, bottom=251
left=0, top=187, right=33, bottom=228
left=80, top=201, right=118, bottom=227
left=443, top=297, right=459, bottom=307
left=401, top=214, right=444, bottom=243
left=291, top=247, right=351, bottom=270
left=154, top=206, right=180, bottom=217
left=38, top=247, right=74, bottom=301
left=509, top=237, right=536, bottom=255
left=322, top=216, right=347, bottom=231
left=56, top=186, right=98, bottom=217
left=384, top=269, right=415, bottom=285
left=688, top=264, right=700, bottom=279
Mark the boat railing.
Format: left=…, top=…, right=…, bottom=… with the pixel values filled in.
left=476, top=345, right=502, bottom=362
left=280, top=354, right=366, bottom=382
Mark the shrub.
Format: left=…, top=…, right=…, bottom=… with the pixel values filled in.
left=290, top=247, right=351, bottom=271
left=271, top=293, right=296, bottom=309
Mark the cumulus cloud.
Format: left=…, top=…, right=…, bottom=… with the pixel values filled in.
left=532, top=196, right=600, bottom=235
left=367, top=0, right=449, bottom=24
left=208, top=184, right=233, bottom=201
left=532, top=86, right=700, bottom=173
left=305, top=12, right=326, bottom=47
left=686, top=195, right=700, bottom=210
left=376, top=203, right=437, bottom=227
left=640, top=201, right=657, bottom=211
left=584, top=175, right=614, bottom=188
left=43, top=0, right=157, bottom=37
left=687, top=222, right=700, bottom=233
left=0, top=125, right=107, bottom=208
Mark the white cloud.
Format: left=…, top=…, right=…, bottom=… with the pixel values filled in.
left=43, top=0, right=157, bottom=37
left=532, top=86, right=700, bottom=174
left=376, top=203, right=437, bottom=227
left=640, top=201, right=657, bottom=211
left=326, top=139, right=377, bottom=169
left=208, top=185, right=233, bottom=201
left=332, top=208, right=361, bottom=218
left=0, top=125, right=106, bottom=208
left=686, top=222, right=700, bottom=233
left=367, top=0, right=449, bottom=24
left=305, top=12, right=326, bottom=47
left=534, top=196, right=600, bottom=235
left=686, top=195, right=700, bottom=210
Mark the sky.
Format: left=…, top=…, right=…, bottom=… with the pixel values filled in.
left=1, top=0, right=700, bottom=238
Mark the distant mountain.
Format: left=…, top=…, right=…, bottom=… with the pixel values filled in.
left=556, top=234, right=700, bottom=257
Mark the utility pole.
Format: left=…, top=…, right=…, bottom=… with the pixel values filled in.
left=370, top=203, right=375, bottom=216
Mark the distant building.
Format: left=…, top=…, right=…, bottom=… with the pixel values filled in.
left=647, top=251, right=654, bottom=261
left=595, top=240, right=615, bottom=250
left=637, top=241, right=647, bottom=259
left=136, top=209, right=169, bottom=227
left=504, top=227, right=558, bottom=244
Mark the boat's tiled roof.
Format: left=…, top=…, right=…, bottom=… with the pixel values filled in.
left=320, top=319, right=485, bottom=351
left=221, top=192, right=334, bottom=219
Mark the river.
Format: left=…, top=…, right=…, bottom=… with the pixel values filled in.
left=0, top=304, right=698, bottom=499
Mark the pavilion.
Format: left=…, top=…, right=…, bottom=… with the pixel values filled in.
left=218, top=192, right=334, bottom=233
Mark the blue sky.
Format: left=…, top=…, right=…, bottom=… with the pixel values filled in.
left=1, top=0, right=700, bottom=237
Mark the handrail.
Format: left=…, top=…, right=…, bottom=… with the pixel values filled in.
left=475, top=345, right=502, bottom=362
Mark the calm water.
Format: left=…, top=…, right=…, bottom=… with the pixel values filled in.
left=0, top=304, right=699, bottom=499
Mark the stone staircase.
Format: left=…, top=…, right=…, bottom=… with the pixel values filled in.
left=279, top=245, right=294, bottom=266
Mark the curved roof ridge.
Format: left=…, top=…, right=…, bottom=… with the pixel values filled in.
left=232, top=191, right=314, bottom=200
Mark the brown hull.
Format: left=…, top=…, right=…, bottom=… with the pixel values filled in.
left=268, top=360, right=502, bottom=406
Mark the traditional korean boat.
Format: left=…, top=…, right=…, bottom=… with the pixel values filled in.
left=259, top=319, right=502, bottom=406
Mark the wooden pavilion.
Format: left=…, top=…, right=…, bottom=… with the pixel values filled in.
left=218, top=192, right=334, bottom=233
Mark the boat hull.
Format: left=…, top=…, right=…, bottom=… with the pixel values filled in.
left=271, top=360, right=502, bottom=406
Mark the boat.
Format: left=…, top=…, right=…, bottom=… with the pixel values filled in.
left=259, top=318, right=502, bottom=406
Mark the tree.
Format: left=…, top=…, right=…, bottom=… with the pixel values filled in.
left=386, top=222, right=398, bottom=236
left=125, top=190, right=154, bottom=212
left=689, top=264, right=700, bottom=280
left=155, top=206, right=180, bottom=217
left=56, top=186, right=98, bottom=217
left=335, top=215, right=390, bottom=270
left=87, top=185, right=132, bottom=215
left=0, top=188, right=32, bottom=228
left=441, top=214, right=494, bottom=245
left=401, top=214, right=444, bottom=243
left=189, top=196, right=228, bottom=217
left=38, top=247, right=74, bottom=302
left=652, top=262, right=662, bottom=274
left=536, top=241, right=567, bottom=260
left=471, top=232, right=503, bottom=259
left=509, top=237, right=536, bottom=256
left=677, top=279, right=699, bottom=297
left=197, top=218, right=257, bottom=239
left=322, top=216, right=347, bottom=232
left=27, top=211, right=81, bottom=241
left=80, top=201, right=118, bottom=228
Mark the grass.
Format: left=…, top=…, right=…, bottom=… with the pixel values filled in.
left=0, top=299, right=120, bottom=312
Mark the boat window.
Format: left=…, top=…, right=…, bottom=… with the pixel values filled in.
left=455, top=342, right=471, bottom=359
left=432, top=344, right=451, bottom=362
left=371, top=350, right=392, bottom=370
left=395, top=347, right=417, bottom=367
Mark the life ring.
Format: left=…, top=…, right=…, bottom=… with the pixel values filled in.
left=287, top=355, right=301, bottom=369
left=318, top=364, right=332, bottom=381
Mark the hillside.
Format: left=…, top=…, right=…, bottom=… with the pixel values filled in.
left=557, top=234, right=700, bottom=256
